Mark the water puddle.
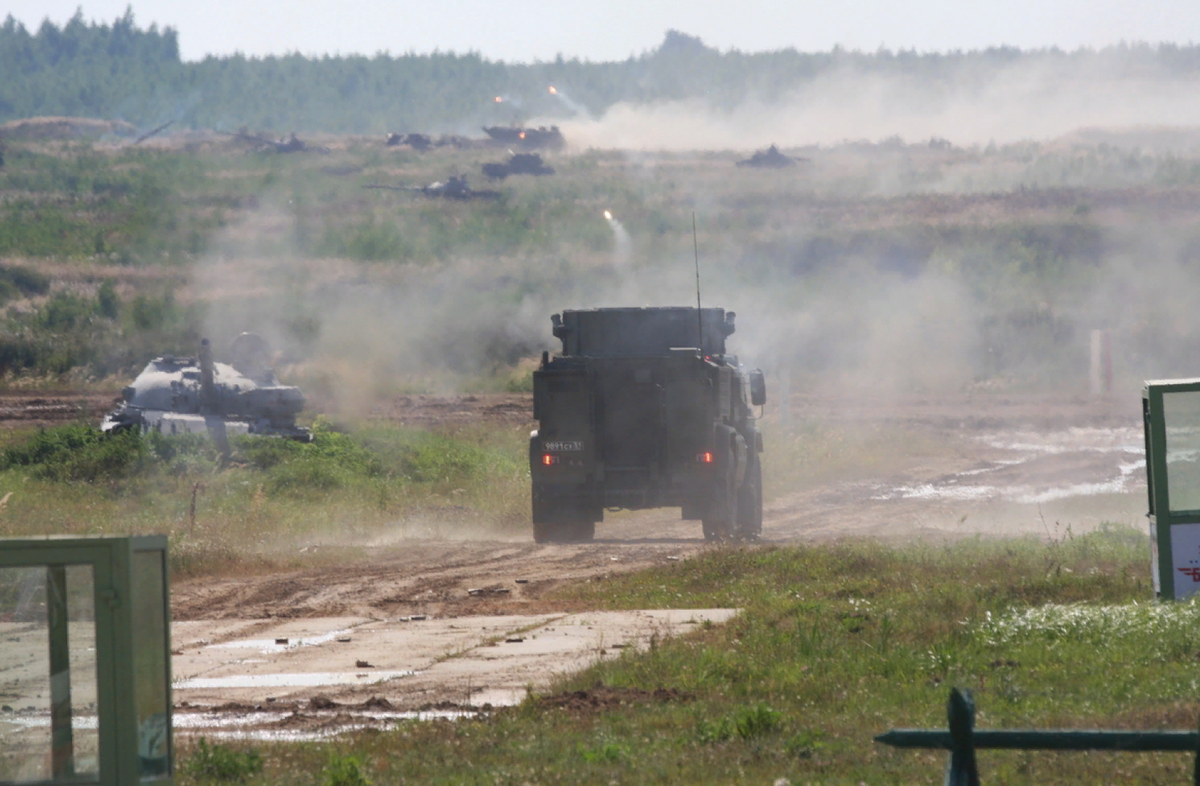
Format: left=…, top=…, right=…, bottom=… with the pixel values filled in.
left=206, top=629, right=355, bottom=653
left=1, top=713, right=97, bottom=730
left=192, top=720, right=469, bottom=742
left=873, top=426, right=1145, bottom=504
left=4, top=708, right=473, bottom=744
left=977, top=426, right=1143, bottom=456
left=174, top=671, right=417, bottom=689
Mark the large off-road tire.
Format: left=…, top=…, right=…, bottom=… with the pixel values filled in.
left=570, top=520, right=596, bottom=542
left=533, top=519, right=595, bottom=543
left=532, top=519, right=556, bottom=543
left=736, top=457, right=763, bottom=541
left=702, top=463, right=738, bottom=542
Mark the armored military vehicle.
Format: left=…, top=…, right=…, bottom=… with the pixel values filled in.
left=481, top=153, right=555, bottom=180
left=736, top=145, right=799, bottom=168
left=363, top=175, right=500, bottom=201
left=482, top=125, right=566, bottom=151
left=101, top=333, right=310, bottom=442
left=530, top=307, right=766, bottom=543
left=386, top=132, right=432, bottom=150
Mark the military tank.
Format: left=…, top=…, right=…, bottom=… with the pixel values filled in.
left=362, top=174, right=501, bottom=200
left=736, top=145, right=801, bottom=169
left=482, top=125, right=565, bottom=151
left=101, top=333, right=311, bottom=441
left=481, top=153, right=555, bottom=180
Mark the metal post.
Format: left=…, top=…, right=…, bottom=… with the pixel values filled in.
left=46, top=564, right=75, bottom=778
left=945, top=688, right=979, bottom=786
left=1194, top=713, right=1200, bottom=786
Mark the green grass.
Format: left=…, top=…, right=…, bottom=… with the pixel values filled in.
left=174, top=527, right=1200, bottom=784
left=0, top=421, right=530, bottom=577
left=1, top=138, right=1200, bottom=388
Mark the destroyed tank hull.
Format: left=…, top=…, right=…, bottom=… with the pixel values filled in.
left=101, top=335, right=311, bottom=441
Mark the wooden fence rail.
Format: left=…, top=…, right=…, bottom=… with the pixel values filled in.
left=875, top=687, right=1200, bottom=785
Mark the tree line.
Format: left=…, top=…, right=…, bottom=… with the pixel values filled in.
left=3, top=11, right=1200, bottom=135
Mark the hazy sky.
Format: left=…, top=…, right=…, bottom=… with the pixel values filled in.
left=7, top=0, right=1199, bottom=62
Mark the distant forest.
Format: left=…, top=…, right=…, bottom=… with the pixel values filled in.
left=4, top=9, right=1200, bottom=135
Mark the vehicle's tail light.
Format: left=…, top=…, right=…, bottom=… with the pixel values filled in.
left=542, top=454, right=559, bottom=466
left=696, top=451, right=714, bottom=464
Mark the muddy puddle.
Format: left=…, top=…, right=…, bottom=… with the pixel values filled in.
left=3, top=707, right=477, bottom=744
left=872, top=426, right=1145, bottom=505
left=174, top=672, right=418, bottom=689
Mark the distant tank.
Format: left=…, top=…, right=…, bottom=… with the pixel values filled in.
left=736, top=145, right=801, bottom=169
left=482, top=125, right=565, bottom=151
left=418, top=175, right=501, bottom=200
left=363, top=174, right=501, bottom=200
left=386, top=132, right=433, bottom=151
left=481, top=153, right=555, bottom=179
left=101, top=333, right=311, bottom=441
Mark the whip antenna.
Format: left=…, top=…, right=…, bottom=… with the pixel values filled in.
left=693, top=212, right=703, bottom=352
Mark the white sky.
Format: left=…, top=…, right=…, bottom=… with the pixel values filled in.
left=5, top=0, right=1198, bottom=62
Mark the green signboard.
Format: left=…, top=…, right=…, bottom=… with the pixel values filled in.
left=1143, top=380, right=1200, bottom=600
left=0, top=535, right=172, bottom=785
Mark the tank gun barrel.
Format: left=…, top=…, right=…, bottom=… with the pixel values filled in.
left=199, top=338, right=217, bottom=410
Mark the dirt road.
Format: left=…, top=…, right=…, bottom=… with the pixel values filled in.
left=162, top=390, right=1147, bottom=736
left=0, top=389, right=1148, bottom=737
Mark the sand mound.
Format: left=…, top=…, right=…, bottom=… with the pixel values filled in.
left=0, top=116, right=135, bottom=140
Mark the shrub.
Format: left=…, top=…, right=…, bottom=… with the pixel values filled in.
left=323, top=754, right=372, bottom=786
left=1, top=425, right=145, bottom=481
left=733, top=703, right=782, bottom=740
left=696, top=703, right=783, bottom=744
left=0, top=264, right=51, bottom=296
left=237, top=431, right=382, bottom=477
left=0, top=425, right=218, bottom=483
left=265, top=456, right=348, bottom=494
left=37, top=292, right=96, bottom=331
left=395, top=434, right=487, bottom=483
left=181, top=738, right=263, bottom=782
left=97, top=279, right=120, bottom=319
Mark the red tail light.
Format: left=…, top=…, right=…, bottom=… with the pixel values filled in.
left=696, top=451, right=714, bottom=464
left=542, top=454, right=559, bottom=466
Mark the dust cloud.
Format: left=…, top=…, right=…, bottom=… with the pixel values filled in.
left=183, top=72, right=1200, bottom=418
left=556, top=62, right=1200, bottom=150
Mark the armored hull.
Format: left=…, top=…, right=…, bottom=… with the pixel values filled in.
left=101, top=336, right=310, bottom=441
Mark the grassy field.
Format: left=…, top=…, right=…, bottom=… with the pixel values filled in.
left=0, top=420, right=531, bottom=576
left=172, top=528, right=1200, bottom=785
left=0, top=411, right=923, bottom=577
left=2, top=134, right=1200, bottom=392
left=2, top=129, right=1196, bottom=783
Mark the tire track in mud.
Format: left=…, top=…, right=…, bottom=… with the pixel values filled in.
left=171, top=541, right=707, bottom=621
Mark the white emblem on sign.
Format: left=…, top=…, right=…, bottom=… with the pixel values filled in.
left=1170, top=523, right=1200, bottom=599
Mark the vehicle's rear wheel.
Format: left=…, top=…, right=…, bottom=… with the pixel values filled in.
left=736, top=457, right=763, bottom=541
left=533, top=519, right=556, bottom=543
left=570, top=520, right=596, bottom=542
left=533, top=518, right=595, bottom=543
left=702, top=462, right=738, bottom=542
